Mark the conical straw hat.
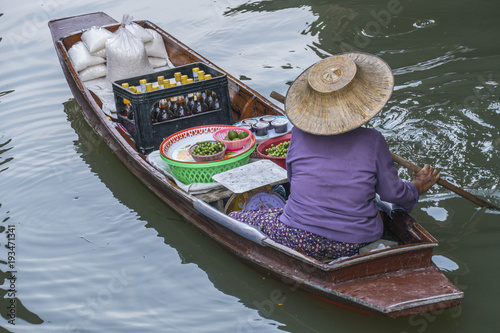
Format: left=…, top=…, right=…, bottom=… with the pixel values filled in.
left=285, top=52, right=394, bottom=135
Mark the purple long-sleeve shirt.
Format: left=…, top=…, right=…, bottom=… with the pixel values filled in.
left=279, top=127, right=419, bottom=243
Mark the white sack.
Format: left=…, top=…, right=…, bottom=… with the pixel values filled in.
left=80, top=64, right=107, bottom=82
left=81, top=26, right=114, bottom=53
left=144, top=29, right=169, bottom=59
left=106, top=26, right=153, bottom=83
left=91, top=48, right=107, bottom=59
left=68, top=41, right=106, bottom=72
left=148, top=57, right=168, bottom=68
left=125, top=22, right=153, bottom=43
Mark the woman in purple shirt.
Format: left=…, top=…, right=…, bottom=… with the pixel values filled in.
left=230, top=52, right=439, bottom=261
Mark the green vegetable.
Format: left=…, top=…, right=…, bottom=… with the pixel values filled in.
left=191, top=141, right=225, bottom=156
left=265, top=141, right=289, bottom=157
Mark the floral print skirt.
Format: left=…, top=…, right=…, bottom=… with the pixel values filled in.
left=229, top=208, right=367, bottom=261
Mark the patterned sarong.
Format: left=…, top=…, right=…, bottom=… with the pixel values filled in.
left=229, top=208, right=366, bottom=261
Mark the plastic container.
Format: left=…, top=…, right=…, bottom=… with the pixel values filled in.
left=241, top=118, right=258, bottom=130
left=271, top=118, right=289, bottom=133
left=212, top=127, right=252, bottom=151
left=259, top=115, right=276, bottom=129
left=112, top=62, right=233, bottom=154
left=189, top=141, right=227, bottom=162
left=256, top=133, right=291, bottom=169
left=252, top=121, right=269, bottom=136
left=237, top=124, right=252, bottom=132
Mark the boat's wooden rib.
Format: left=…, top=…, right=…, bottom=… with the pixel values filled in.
left=48, top=12, right=463, bottom=318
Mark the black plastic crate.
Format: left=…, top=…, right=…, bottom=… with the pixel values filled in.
left=112, top=62, right=233, bottom=154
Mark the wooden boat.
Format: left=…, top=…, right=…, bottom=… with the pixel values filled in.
left=48, top=12, right=463, bottom=318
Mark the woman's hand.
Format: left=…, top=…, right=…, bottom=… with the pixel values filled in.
left=411, top=164, right=440, bottom=194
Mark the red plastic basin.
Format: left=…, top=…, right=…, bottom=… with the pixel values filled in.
left=256, top=133, right=291, bottom=169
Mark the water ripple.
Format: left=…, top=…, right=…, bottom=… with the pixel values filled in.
left=1, top=1, right=500, bottom=332
left=0, top=138, right=14, bottom=174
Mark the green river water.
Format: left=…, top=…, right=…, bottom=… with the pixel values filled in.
left=0, top=0, right=499, bottom=332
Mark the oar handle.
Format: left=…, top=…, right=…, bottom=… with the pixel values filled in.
left=270, top=91, right=285, bottom=104
left=269, top=90, right=499, bottom=210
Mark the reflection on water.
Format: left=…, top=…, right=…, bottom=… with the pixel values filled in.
left=0, top=142, right=43, bottom=328
left=1, top=1, right=500, bottom=332
left=0, top=139, right=13, bottom=174
left=2, top=73, right=42, bottom=329
left=0, top=90, right=15, bottom=100
left=1, top=14, right=15, bottom=103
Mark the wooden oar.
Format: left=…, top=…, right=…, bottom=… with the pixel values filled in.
left=391, top=153, right=499, bottom=209
left=269, top=90, right=500, bottom=210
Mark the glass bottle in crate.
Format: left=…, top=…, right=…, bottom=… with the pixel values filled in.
left=179, top=74, right=190, bottom=112
left=203, top=74, right=214, bottom=109
left=120, top=83, right=132, bottom=117
left=205, top=91, right=214, bottom=110
left=186, top=94, right=194, bottom=114
left=139, top=79, right=147, bottom=93
left=160, top=79, right=171, bottom=111
left=192, top=67, right=200, bottom=81
left=150, top=86, right=161, bottom=123
left=197, top=72, right=208, bottom=104
left=191, top=73, right=206, bottom=113
left=176, top=93, right=190, bottom=117
left=157, top=99, right=175, bottom=122
left=126, top=86, right=138, bottom=119
left=184, top=78, right=195, bottom=113
left=122, top=100, right=132, bottom=118
left=203, top=74, right=220, bottom=110
left=198, top=70, right=205, bottom=81
left=193, top=94, right=208, bottom=114
left=174, top=72, right=182, bottom=86
left=145, top=82, right=154, bottom=120
left=209, top=91, right=220, bottom=110
left=124, top=85, right=136, bottom=120
left=172, top=73, right=183, bottom=117
left=157, top=76, right=165, bottom=89
left=169, top=96, right=179, bottom=117
left=151, top=103, right=160, bottom=123
left=126, top=104, right=134, bottom=120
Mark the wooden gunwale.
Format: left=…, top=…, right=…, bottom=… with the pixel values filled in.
left=48, top=12, right=463, bottom=318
